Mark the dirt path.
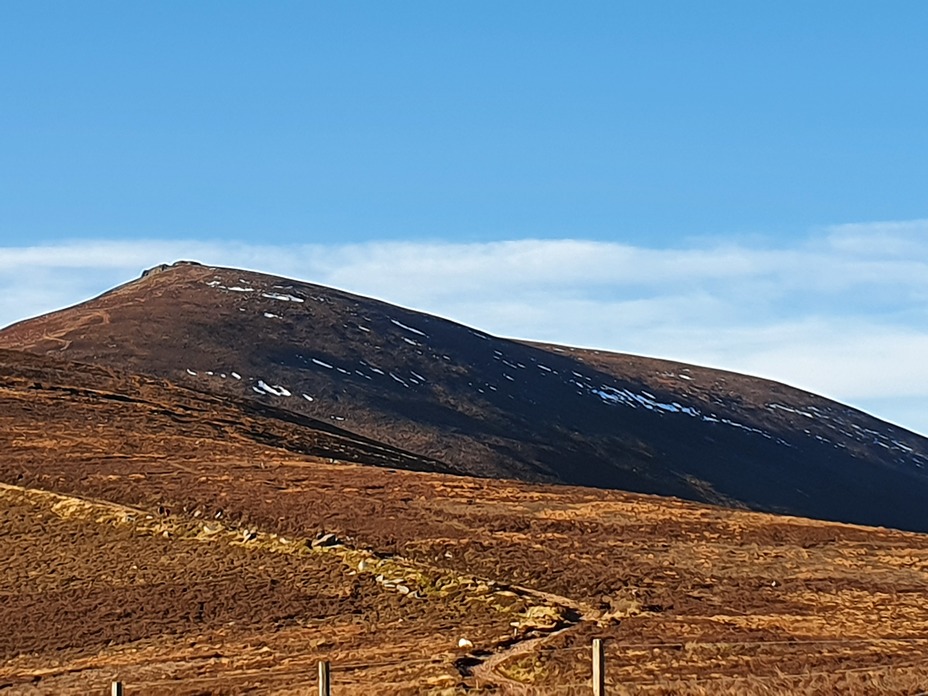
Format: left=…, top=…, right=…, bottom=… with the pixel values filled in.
left=464, top=582, right=601, bottom=693
left=506, top=583, right=597, bottom=617
left=470, top=623, right=583, bottom=694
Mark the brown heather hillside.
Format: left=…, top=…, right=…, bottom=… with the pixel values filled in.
left=2, top=261, right=928, bottom=532
left=2, top=350, right=928, bottom=694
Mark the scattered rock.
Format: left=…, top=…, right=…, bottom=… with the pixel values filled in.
left=140, top=263, right=170, bottom=278
left=310, top=532, right=342, bottom=548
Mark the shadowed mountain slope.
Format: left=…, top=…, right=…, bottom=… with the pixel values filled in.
left=2, top=260, right=927, bottom=532
left=0, top=348, right=454, bottom=477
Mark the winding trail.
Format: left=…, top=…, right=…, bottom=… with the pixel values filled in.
left=466, top=583, right=600, bottom=693
left=470, top=623, right=582, bottom=694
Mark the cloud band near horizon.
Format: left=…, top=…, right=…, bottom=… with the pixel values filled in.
left=1, top=220, right=927, bottom=436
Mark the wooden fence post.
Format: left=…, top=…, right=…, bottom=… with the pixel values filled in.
left=111, top=681, right=124, bottom=696
left=318, top=660, right=331, bottom=696
left=592, top=638, right=605, bottom=696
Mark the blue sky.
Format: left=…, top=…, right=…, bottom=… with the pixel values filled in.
left=1, top=3, right=927, bottom=434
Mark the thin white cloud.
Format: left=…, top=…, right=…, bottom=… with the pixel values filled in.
left=0, top=223, right=926, bottom=435
left=822, top=218, right=928, bottom=257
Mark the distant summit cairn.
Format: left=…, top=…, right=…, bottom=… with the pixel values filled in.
left=141, top=260, right=204, bottom=278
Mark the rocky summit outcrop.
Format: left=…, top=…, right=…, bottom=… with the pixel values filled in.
left=2, top=260, right=928, bottom=532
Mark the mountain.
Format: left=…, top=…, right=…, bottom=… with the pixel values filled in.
left=2, top=260, right=928, bottom=532
left=5, top=346, right=928, bottom=693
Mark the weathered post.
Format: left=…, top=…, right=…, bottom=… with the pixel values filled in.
left=318, top=660, right=331, bottom=696
left=592, top=638, right=605, bottom=696
left=111, top=681, right=124, bottom=696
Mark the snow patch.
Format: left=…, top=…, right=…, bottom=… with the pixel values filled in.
left=206, top=280, right=255, bottom=293
left=592, top=385, right=769, bottom=438
left=262, top=292, right=304, bottom=303
left=256, top=380, right=291, bottom=397
left=768, top=403, right=815, bottom=418
left=391, top=318, right=428, bottom=336
left=389, top=372, right=409, bottom=387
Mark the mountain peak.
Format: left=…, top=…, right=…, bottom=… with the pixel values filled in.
left=139, top=259, right=204, bottom=278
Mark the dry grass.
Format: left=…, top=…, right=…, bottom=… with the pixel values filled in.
left=4, top=355, right=928, bottom=693
left=0, top=484, right=534, bottom=695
